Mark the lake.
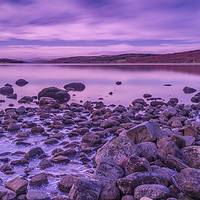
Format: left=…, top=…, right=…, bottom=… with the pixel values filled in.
left=0, top=63, right=200, bottom=109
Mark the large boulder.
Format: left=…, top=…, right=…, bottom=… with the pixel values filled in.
left=117, top=172, right=168, bottom=195
left=69, top=178, right=101, bottom=200
left=64, top=82, right=85, bottom=91
left=174, top=168, right=200, bottom=198
left=0, top=86, right=14, bottom=95
left=126, top=122, right=163, bottom=144
left=95, top=134, right=140, bottom=165
left=38, top=87, right=70, bottom=103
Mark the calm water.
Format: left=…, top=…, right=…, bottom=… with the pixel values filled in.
left=0, top=63, right=200, bottom=108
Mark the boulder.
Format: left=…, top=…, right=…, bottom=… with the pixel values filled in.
left=7, top=123, right=20, bottom=132
left=38, top=97, right=58, bottom=107
left=25, top=147, right=45, bottom=159
left=82, top=132, right=101, bottom=147
left=64, top=82, right=85, bottom=91
left=174, top=168, right=200, bottom=198
left=182, top=146, right=200, bottom=168
left=0, top=186, right=16, bottom=200
left=38, top=87, right=70, bottom=103
left=58, top=175, right=78, bottom=193
left=126, top=122, right=163, bottom=144
left=31, top=126, right=44, bottom=134
left=39, top=159, right=53, bottom=170
left=132, top=98, right=146, bottom=105
left=6, top=177, right=28, bottom=195
left=0, top=86, right=13, bottom=95
left=7, top=93, right=17, bottom=99
left=18, top=96, right=33, bottom=103
left=100, top=119, right=120, bottom=128
left=50, top=155, right=70, bottom=164
left=95, top=134, right=140, bottom=165
left=30, top=173, right=48, bottom=187
left=134, top=184, right=170, bottom=200
left=117, top=171, right=168, bottom=195
left=183, top=86, right=196, bottom=94
left=69, top=178, right=101, bottom=200
left=15, top=79, right=28, bottom=87
left=26, top=190, right=50, bottom=200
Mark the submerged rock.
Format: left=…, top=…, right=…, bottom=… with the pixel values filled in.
left=183, top=86, right=197, bottom=94
left=64, top=82, right=85, bottom=91
left=15, top=79, right=28, bottom=87
left=0, top=86, right=13, bottom=95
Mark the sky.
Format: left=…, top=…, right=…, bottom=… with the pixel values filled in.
left=0, top=0, right=200, bottom=59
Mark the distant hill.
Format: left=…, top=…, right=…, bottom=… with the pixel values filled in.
left=0, top=58, right=24, bottom=63
left=46, top=49, right=200, bottom=63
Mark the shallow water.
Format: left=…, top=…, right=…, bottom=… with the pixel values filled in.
left=0, top=63, right=200, bottom=109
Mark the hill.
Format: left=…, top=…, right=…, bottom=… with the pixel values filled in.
left=0, top=58, right=24, bottom=63
left=46, top=49, right=200, bottom=63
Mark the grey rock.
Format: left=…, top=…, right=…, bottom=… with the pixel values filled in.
left=30, top=173, right=48, bottom=187
left=39, top=159, right=53, bottom=170
left=7, top=123, right=20, bottom=132
left=183, top=86, right=196, bottom=94
left=58, top=175, right=78, bottom=193
left=69, top=178, right=101, bottom=200
left=15, top=79, right=28, bottom=87
left=0, top=186, right=16, bottom=200
left=38, top=97, right=58, bottom=107
left=64, top=82, right=85, bottom=91
left=100, top=119, right=120, bottom=128
left=25, top=147, right=45, bottom=159
left=0, top=86, right=13, bottom=95
left=82, top=132, right=101, bottom=147
left=26, top=190, right=50, bottom=200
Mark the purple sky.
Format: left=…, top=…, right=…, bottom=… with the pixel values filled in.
left=1, top=0, right=200, bottom=59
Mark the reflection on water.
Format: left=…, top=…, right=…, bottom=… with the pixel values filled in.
left=0, top=63, right=200, bottom=108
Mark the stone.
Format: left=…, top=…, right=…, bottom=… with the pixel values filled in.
left=69, top=178, right=101, bottom=200
left=5, top=177, right=28, bottom=195
left=95, top=134, right=140, bottom=165
left=99, top=185, right=120, bottom=200
left=64, top=82, right=85, bottom=91
left=0, top=86, right=13, bottom=95
left=18, top=96, right=33, bottom=103
left=183, top=86, right=197, bottom=94
left=25, top=147, right=45, bottom=159
left=31, top=126, right=44, bottom=134
left=132, top=98, right=146, bottom=105
left=121, top=195, right=134, bottom=200
left=100, top=119, right=120, bottom=128
left=184, top=126, right=199, bottom=138
left=174, top=168, right=200, bottom=199
left=6, top=93, right=17, bottom=99
left=0, top=186, right=16, bottom=200
left=143, top=94, right=152, bottom=98
left=126, top=122, right=163, bottom=144
left=82, top=132, right=101, bottom=147
left=7, top=123, right=20, bottom=132
left=15, top=79, right=28, bottom=87
left=134, top=184, right=170, bottom=200
left=150, top=101, right=165, bottom=107
left=116, top=81, right=122, bottom=85
left=167, top=98, right=179, bottom=106
left=50, top=155, right=70, bottom=164
left=58, top=175, right=78, bottom=193
left=44, top=138, right=58, bottom=145
left=170, top=135, right=186, bottom=149
left=26, top=190, right=50, bottom=200
left=39, top=159, right=53, bottom=170
left=30, top=173, right=48, bottom=187
left=38, top=97, right=58, bottom=107
left=117, top=172, right=168, bottom=195
left=38, top=87, right=70, bottom=103
left=182, top=146, right=200, bottom=168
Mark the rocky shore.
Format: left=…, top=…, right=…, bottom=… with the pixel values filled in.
left=0, top=82, right=200, bottom=200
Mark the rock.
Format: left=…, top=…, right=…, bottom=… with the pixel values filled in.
left=30, top=173, right=48, bottom=187
left=38, top=87, right=70, bottom=103
left=38, top=97, right=58, bottom=107
left=39, top=159, right=53, bottom=170
left=50, top=155, right=70, bottom=164
left=7, top=93, right=17, bottom=99
left=127, top=154, right=151, bottom=174
left=100, top=119, right=120, bottom=128
left=167, top=98, right=179, bottom=106
left=26, top=190, right=50, bottom=200
left=116, top=81, right=122, bottom=85
left=18, top=96, right=33, bottom=103
left=99, top=185, right=120, bottom=200
left=69, top=178, right=101, bottom=200
left=150, top=101, right=165, bottom=107
left=170, top=135, right=186, bottom=149
left=132, top=98, right=146, bottom=105
left=174, top=168, right=200, bottom=198
left=117, top=171, right=168, bottom=195
left=95, top=134, right=140, bottom=165
left=121, top=195, right=134, bottom=200
left=183, top=126, right=199, bottom=138
left=0, top=186, right=16, bottom=200
left=64, top=82, right=85, bottom=91
left=126, top=122, right=163, bottom=144
left=183, top=86, right=196, bottom=94
left=31, top=126, right=44, bottom=134
left=143, top=94, right=152, bottom=98
left=136, top=142, right=158, bottom=162
left=15, top=79, right=28, bottom=87
left=58, top=175, right=78, bottom=193
left=182, top=146, right=200, bottom=168
left=25, top=147, right=45, bottom=159
left=82, top=132, right=101, bottom=147
left=6, top=177, right=28, bottom=195
left=7, top=123, right=20, bottom=132
left=44, top=138, right=58, bottom=145
left=0, top=86, right=13, bottom=95
left=134, top=184, right=170, bottom=200
left=160, top=107, right=177, bottom=120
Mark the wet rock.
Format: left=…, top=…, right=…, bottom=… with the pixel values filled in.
left=100, top=119, right=120, bottom=128
left=15, top=79, right=28, bottom=87
left=10, top=158, right=29, bottom=166
left=82, top=132, right=101, bottom=147
left=25, top=147, right=45, bottom=159
left=7, top=122, right=20, bottom=132
left=69, top=178, right=101, bottom=200
left=167, top=98, right=179, bottom=106
left=174, top=168, right=200, bottom=199
left=30, top=173, right=48, bottom=187
left=26, top=190, right=50, bottom=200
left=0, top=186, right=16, bottom=200
left=132, top=98, right=146, bottom=105
left=183, top=86, right=196, bottom=94
left=64, top=82, right=85, bottom=91
left=95, top=134, right=140, bottom=164
left=50, top=155, right=70, bottom=164
left=182, top=146, right=200, bottom=168
left=38, top=97, right=58, bottom=107
left=183, top=126, right=199, bottom=138
left=44, top=138, right=58, bottom=145
left=170, top=135, right=186, bottom=149
left=39, top=159, right=53, bottom=170
left=134, top=184, right=170, bottom=200
left=6, top=177, right=28, bottom=195
left=38, top=87, right=70, bottom=103
left=126, top=122, right=163, bottom=144
left=58, top=175, right=78, bottom=193
left=121, top=195, right=134, bottom=200
left=0, top=86, right=13, bottom=95
left=143, top=94, right=152, bottom=98
left=31, top=126, right=44, bottom=134
left=116, top=81, right=122, bottom=85
left=136, top=142, right=158, bottom=162
left=150, top=101, right=165, bottom=107
left=117, top=171, right=168, bottom=195
left=18, top=96, right=33, bottom=103
left=7, top=93, right=17, bottom=99
left=0, top=164, right=13, bottom=173
left=127, top=154, right=151, bottom=174
left=99, top=185, right=121, bottom=200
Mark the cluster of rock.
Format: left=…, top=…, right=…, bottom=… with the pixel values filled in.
left=0, top=83, right=200, bottom=199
